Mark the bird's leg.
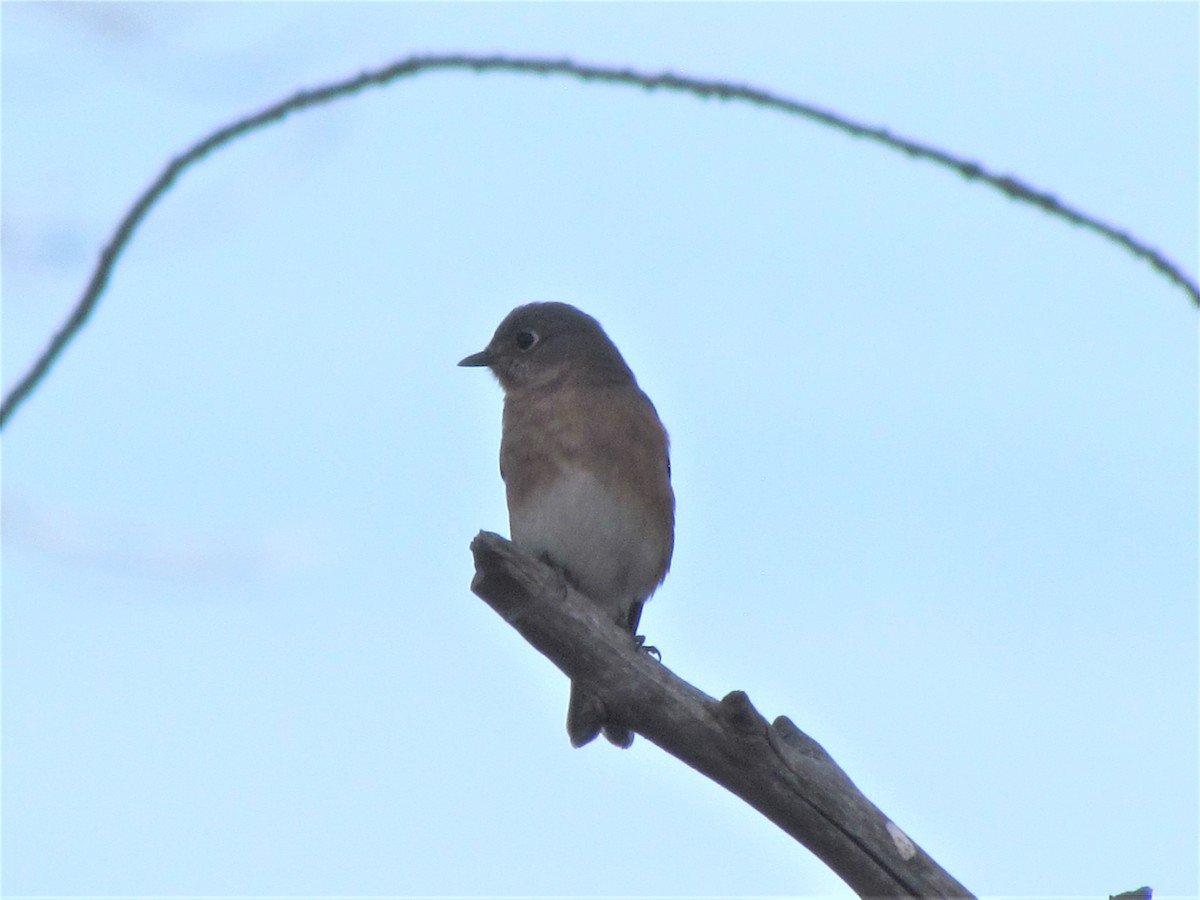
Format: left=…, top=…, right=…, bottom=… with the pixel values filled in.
left=622, top=599, right=661, bottom=659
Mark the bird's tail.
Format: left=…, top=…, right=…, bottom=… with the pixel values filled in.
left=567, top=681, right=632, bottom=749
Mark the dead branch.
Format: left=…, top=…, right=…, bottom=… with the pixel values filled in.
left=468, top=529, right=974, bottom=899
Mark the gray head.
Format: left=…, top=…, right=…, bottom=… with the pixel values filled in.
left=459, top=302, right=635, bottom=390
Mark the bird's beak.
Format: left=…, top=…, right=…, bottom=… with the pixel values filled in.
left=458, top=349, right=493, bottom=367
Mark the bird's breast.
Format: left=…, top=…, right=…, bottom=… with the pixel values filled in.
left=500, top=380, right=674, bottom=617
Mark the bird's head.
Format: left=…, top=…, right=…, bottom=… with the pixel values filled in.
left=459, top=302, right=634, bottom=390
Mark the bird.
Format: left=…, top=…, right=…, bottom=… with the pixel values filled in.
left=459, top=302, right=675, bottom=748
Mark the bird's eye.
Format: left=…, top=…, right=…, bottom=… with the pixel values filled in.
left=515, top=330, right=538, bottom=351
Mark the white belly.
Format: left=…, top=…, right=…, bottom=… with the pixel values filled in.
left=509, top=467, right=666, bottom=619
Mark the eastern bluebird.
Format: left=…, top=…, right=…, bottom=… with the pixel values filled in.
left=460, top=302, right=675, bottom=748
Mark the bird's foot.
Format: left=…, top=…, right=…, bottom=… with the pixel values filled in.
left=634, top=634, right=662, bottom=661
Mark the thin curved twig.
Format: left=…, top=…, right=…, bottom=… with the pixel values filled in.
left=3, top=54, right=1195, bottom=428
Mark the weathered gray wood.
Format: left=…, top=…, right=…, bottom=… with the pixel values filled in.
left=468, top=530, right=974, bottom=899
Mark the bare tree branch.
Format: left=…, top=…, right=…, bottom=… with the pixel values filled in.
left=2, top=54, right=1195, bottom=429
left=1110, top=888, right=1153, bottom=900
left=468, top=529, right=974, bottom=899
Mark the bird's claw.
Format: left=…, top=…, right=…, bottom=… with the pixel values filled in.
left=634, top=634, right=662, bottom=661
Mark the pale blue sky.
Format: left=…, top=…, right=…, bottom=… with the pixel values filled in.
left=3, top=3, right=1197, bottom=897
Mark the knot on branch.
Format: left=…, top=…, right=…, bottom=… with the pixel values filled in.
left=718, top=690, right=769, bottom=736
